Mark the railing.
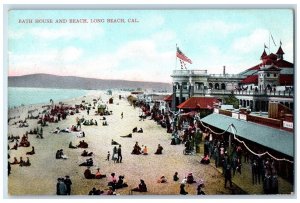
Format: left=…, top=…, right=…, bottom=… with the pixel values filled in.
left=209, top=74, right=245, bottom=78
left=193, top=89, right=294, bottom=97
left=172, top=69, right=208, bottom=76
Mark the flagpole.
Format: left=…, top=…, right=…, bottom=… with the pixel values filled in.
left=269, top=31, right=271, bottom=54
left=175, top=44, right=178, bottom=70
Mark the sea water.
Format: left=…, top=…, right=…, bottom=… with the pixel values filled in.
left=8, top=87, right=90, bottom=108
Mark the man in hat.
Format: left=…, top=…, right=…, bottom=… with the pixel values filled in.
left=64, top=175, right=72, bottom=195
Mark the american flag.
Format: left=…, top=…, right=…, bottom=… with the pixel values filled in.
left=176, top=47, right=192, bottom=64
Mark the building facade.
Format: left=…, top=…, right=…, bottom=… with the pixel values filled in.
left=171, top=45, right=294, bottom=112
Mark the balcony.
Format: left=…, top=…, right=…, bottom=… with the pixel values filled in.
left=171, top=69, right=208, bottom=76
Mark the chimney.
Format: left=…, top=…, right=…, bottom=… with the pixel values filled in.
left=223, top=66, right=226, bottom=75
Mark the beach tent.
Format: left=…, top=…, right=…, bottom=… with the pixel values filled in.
left=97, top=103, right=107, bottom=114
left=127, top=95, right=137, bottom=106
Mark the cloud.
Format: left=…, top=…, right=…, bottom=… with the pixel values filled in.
left=9, top=24, right=104, bottom=41
left=188, top=20, right=243, bottom=37
left=232, top=29, right=269, bottom=53
left=9, top=39, right=175, bottom=83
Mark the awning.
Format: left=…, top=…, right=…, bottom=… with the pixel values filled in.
left=201, top=113, right=294, bottom=157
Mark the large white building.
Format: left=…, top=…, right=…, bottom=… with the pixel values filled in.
left=171, top=45, right=294, bottom=112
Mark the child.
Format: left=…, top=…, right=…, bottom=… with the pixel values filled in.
left=106, top=151, right=110, bottom=161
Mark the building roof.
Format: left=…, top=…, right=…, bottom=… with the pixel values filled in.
left=240, top=75, right=258, bottom=84
left=164, top=95, right=173, bottom=102
left=279, top=74, right=294, bottom=86
left=177, top=97, right=218, bottom=110
left=260, top=49, right=267, bottom=59
left=274, top=59, right=293, bottom=68
left=201, top=113, right=294, bottom=157
left=276, top=46, right=285, bottom=55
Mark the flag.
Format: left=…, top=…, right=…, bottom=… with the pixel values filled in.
left=280, top=40, right=282, bottom=46
left=264, top=44, right=268, bottom=49
left=270, top=33, right=277, bottom=46
left=176, top=47, right=192, bottom=64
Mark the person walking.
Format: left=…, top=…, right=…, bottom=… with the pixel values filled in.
left=224, top=164, right=232, bottom=188
left=117, top=145, right=122, bottom=163
left=64, top=175, right=72, bottom=195
left=121, top=112, right=123, bottom=119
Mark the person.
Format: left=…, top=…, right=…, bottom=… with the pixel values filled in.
left=131, top=142, right=141, bottom=155
left=121, top=112, right=123, bottom=119
left=58, top=177, right=67, bottom=195
left=180, top=184, right=188, bottom=195
left=22, top=157, right=31, bottom=166
left=106, top=187, right=114, bottom=195
left=95, top=168, right=107, bottom=179
left=81, top=150, right=93, bottom=157
left=154, top=144, right=163, bottom=155
left=111, top=139, right=119, bottom=145
left=117, top=145, right=122, bottom=163
left=77, top=140, right=88, bottom=148
left=132, top=127, right=137, bottom=133
left=106, top=151, right=110, bottom=161
left=186, top=172, right=196, bottom=184
left=197, top=183, right=205, bottom=195
left=84, top=167, right=95, bottom=179
left=56, top=178, right=61, bottom=195
left=157, top=176, right=167, bottom=183
left=64, top=175, right=72, bottom=195
left=115, top=175, right=128, bottom=189
left=56, top=150, right=61, bottom=159
left=79, top=158, right=93, bottom=166
left=56, top=149, right=68, bottom=159
left=108, top=173, right=117, bottom=189
left=69, top=141, right=77, bottom=149
left=131, top=179, right=147, bottom=192
left=89, top=187, right=103, bottom=195
left=142, top=146, right=148, bottom=155
left=112, top=146, right=118, bottom=163
left=120, top=133, right=132, bottom=138
left=224, top=164, right=232, bottom=188
left=200, top=154, right=210, bottom=165
left=173, top=172, right=179, bottom=181
left=26, top=146, right=35, bottom=155
left=8, top=161, right=11, bottom=175
left=11, top=157, right=19, bottom=165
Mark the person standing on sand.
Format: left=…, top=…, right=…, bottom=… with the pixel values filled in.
left=64, top=175, right=72, bottom=195
left=58, top=178, right=67, bottom=195
left=117, top=145, right=122, bottom=163
left=121, top=112, right=123, bottom=119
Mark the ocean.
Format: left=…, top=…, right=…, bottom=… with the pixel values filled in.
left=8, top=87, right=91, bottom=108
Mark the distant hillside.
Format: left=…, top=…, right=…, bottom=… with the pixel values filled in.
left=8, top=74, right=172, bottom=92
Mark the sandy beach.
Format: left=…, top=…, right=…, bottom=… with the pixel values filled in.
left=7, top=91, right=237, bottom=196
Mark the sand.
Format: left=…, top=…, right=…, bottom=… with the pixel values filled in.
left=7, top=91, right=234, bottom=196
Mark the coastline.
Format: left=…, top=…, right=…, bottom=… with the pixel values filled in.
left=7, top=90, right=234, bottom=196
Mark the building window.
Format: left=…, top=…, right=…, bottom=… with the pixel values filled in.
left=274, top=74, right=277, bottom=77
left=267, top=73, right=270, bottom=77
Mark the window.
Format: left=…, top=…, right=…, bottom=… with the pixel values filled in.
left=274, top=74, right=277, bottom=77
left=267, top=73, right=270, bottom=77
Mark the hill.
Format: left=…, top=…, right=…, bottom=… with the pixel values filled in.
left=8, top=74, right=172, bottom=92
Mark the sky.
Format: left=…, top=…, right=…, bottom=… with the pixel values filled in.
left=8, top=9, right=294, bottom=83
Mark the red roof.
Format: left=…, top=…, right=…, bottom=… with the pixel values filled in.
left=164, top=95, right=173, bottom=102
left=260, top=49, right=267, bottom=59
left=279, top=75, right=294, bottom=86
left=177, top=97, right=219, bottom=110
left=264, top=53, right=278, bottom=60
left=276, top=46, right=285, bottom=55
left=241, top=75, right=258, bottom=84
left=249, top=64, right=261, bottom=70
left=274, top=59, right=293, bottom=68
